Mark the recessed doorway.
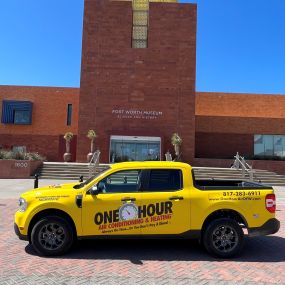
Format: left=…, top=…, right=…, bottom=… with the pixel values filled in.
left=110, top=135, right=161, bottom=163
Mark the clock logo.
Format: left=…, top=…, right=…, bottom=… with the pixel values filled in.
left=119, top=203, right=139, bottom=221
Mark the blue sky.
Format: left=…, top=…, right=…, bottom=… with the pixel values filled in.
left=0, top=0, right=284, bottom=94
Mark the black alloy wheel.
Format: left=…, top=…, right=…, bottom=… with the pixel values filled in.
left=203, top=218, right=244, bottom=258
left=31, top=216, right=74, bottom=256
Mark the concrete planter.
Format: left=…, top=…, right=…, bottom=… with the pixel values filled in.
left=0, top=160, right=43, bottom=179
left=63, top=153, right=72, bottom=162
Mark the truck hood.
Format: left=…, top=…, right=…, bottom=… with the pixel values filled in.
left=21, top=182, right=81, bottom=199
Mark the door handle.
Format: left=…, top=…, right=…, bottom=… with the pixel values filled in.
left=121, top=197, right=136, bottom=202
left=169, top=196, right=184, bottom=201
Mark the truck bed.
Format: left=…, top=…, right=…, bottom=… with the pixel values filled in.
left=194, top=179, right=272, bottom=190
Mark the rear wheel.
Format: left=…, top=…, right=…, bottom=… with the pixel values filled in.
left=203, top=218, right=244, bottom=258
left=31, top=216, right=74, bottom=256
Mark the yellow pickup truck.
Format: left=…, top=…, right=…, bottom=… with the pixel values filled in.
left=14, top=161, right=280, bottom=258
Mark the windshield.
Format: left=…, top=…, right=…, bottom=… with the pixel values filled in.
left=73, top=166, right=111, bottom=189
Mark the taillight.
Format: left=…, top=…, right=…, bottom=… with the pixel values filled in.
left=265, top=194, right=276, bottom=213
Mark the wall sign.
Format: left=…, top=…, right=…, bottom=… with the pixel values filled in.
left=112, top=109, right=163, bottom=120
left=15, top=162, right=28, bottom=168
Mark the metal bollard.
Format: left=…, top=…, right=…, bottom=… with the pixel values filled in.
left=79, top=175, right=84, bottom=182
left=34, top=174, right=39, bottom=189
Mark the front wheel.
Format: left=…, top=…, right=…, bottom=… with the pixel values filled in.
left=203, top=218, right=244, bottom=258
left=31, top=216, right=74, bottom=256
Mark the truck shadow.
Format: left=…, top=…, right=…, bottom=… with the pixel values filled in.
left=25, top=235, right=285, bottom=263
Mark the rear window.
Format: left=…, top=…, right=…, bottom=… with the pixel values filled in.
left=146, top=169, right=182, bottom=191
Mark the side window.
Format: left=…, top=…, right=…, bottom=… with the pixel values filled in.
left=99, top=170, right=141, bottom=193
left=67, top=104, right=72, bottom=126
left=146, top=169, right=182, bottom=192
left=1, top=100, right=33, bottom=125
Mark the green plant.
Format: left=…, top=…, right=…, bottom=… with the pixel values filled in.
left=87, top=130, right=96, bottom=140
left=12, top=151, right=29, bottom=160
left=27, top=152, right=46, bottom=161
left=171, top=133, right=182, bottom=159
left=171, top=133, right=182, bottom=146
left=0, top=150, right=46, bottom=161
left=87, top=130, right=97, bottom=154
left=0, top=150, right=5, bottom=159
left=64, top=132, right=74, bottom=142
left=2, top=150, right=14, bottom=160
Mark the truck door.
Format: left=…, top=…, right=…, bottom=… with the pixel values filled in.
left=82, top=169, right=142, bottom=236
left=139, top=169, right=191, bottom=235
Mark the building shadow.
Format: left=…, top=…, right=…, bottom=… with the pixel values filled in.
left=25, top=235, right=285, bottom=263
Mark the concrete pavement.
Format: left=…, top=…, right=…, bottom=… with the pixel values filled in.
left=0, top=178, right=78, bottom=199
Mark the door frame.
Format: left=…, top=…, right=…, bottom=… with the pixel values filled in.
left=109, top=135, right=161, bottom=162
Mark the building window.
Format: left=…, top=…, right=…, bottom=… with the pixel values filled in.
left=67, top=104, right=72, bottom=126
left=132, top=0, right=149, bottom=48
left=1, top=100, right=33, bottom=125
left=14, top=110, right=31, bottom=124
left=254, top=135, right=285, bottom=158
left=12, top=146, right=27, bottom=153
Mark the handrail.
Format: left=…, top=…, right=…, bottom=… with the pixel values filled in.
left=231, top=152, right=254, bottom=181
left=88, top=150, right=101, bottom=178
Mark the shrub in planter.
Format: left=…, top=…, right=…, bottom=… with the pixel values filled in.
left=27, top=152, right=46, bottom=161
left=0, top=150, right=46, bottom=161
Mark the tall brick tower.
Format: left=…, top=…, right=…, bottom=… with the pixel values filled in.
left=77, top=0, right=197, bottom=163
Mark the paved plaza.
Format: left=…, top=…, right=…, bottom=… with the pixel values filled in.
left=0, top=179, right=284, bottom=284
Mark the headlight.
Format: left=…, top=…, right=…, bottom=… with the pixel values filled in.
left=18, top=198, right=27, bottom=212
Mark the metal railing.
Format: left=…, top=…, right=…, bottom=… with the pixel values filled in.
left=231, top=152, right=254, bottom=181
left=88, top=150, right=101, bottom=178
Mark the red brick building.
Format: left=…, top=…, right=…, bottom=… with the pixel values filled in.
left=0, top=0, right=285, bottom=173
left=0, top=85, right=79, bottom=162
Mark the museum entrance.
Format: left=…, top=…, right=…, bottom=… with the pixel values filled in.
left=110, top=136, right=161, bottom=163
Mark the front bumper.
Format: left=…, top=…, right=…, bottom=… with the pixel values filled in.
left=248, top=218, right=280, bottom=237
left=14, top=223, right=28, bottom=241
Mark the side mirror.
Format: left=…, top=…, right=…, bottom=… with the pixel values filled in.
left=90, top=185, right=100, bottom=195
left=90, top=182, right=105, bottom=195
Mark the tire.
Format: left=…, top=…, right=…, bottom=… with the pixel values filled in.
left=202, top=218, right=244, bottom=258
left=31, top=216, right=74, bottom=256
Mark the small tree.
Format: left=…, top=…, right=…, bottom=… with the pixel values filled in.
left=87, top=130, right=97, bottom=162
left=87, top=130, right=96, bottom=153
left=171, top=133, right=182, bottom=157
left=63, top=132, right=73, bottom=162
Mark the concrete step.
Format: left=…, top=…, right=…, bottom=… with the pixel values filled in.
left=39, top=166, right=107, bottom=170
left=37, top=163, right=285, bottom=186
left=37, top=162, right=109, bottom=180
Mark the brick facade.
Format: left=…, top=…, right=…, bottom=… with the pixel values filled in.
left=0, top=86, right=79, bottom=161
left=77, top=0, right=197, bottom=163
left=195, top=132, right=254, bottom=159
left=1, top=1, right=285, bottom=173
left=195, top=92, right=285, bottom=160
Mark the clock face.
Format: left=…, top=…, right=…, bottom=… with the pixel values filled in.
left=119, top=203, right=139, bottom=221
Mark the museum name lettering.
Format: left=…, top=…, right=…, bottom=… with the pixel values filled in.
left=112, top=109, right=163, bottom=116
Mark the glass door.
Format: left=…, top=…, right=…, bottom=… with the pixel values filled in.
left=110, top=136, right=161, bottom=163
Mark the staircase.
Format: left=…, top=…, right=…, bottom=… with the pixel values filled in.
left=36, top=162, right=109, bottom=180
left=193, top=167, right=285, bottom=186
left=36, top=162, right=285, bottom=186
